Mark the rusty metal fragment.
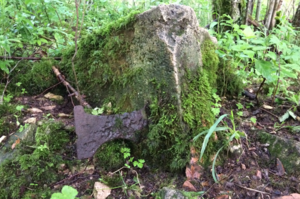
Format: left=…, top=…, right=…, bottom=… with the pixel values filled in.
left=74, top=105, right=148, bottom=159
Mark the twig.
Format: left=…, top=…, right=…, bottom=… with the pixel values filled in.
left=261, top=108, right=279, bottom=119
left=52, top=66, right=91, bottom=108
left=272, top=51, right=282, bottom=104
left=33, top=81, right=63, bottom=99
left=0, top=56, right=61, bottom=60
left=71, top=0, right=82, bottom=106
left=235, top=183, right=270, bottom=195
left=256, top=77, right=266, bottom=105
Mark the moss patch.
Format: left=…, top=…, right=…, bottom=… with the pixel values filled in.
left=0, top=121, right=76, bottom=198
left=254, top=131, right=300, bottom=176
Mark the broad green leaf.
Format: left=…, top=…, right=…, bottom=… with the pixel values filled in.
left=279, top=111, right=290, bottom=122
left=0, top=61, right=9, bottom=74
left=243, top=26, right=256, bottom=39
left=255, top=59, right=276, bottom=80
left=265, top=51, right=276, bottom=60
left=243, top=50, right=255, bottom=58
left=250, top=46, right=269, bottom=51
left=281, top=66, right=298, bottom=79
left=193, top=126, right=229, bottom=142
left=62, top=186, right=78, bottom=198
left=269, top=35, right=281, bottom=46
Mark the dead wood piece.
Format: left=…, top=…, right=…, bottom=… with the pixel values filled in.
left=52, top=66, right=91, bottom=108
left=0, top=56, right=61, bottom=60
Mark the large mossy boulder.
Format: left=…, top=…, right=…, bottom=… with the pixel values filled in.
left=62, top=4, right=219, bottom=170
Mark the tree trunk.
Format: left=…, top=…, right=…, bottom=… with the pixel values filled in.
left=256, top=0, right=262, bottom=21
left=293, top=2, right=300, bottom=27
left=212, top=0, right=243, bottom=22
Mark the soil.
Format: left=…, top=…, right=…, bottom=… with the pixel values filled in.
left=6, top=89, right=300, bottom=199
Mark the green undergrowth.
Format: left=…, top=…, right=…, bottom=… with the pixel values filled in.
left=94, top=140, right=132, bottom=171
left=9, top=60, right=63, bottom=96
left=217, top=58, right=244, bottom=97
left=0, top=121, right=77, bottom=199
left=0, top=103, right=19, bottom=137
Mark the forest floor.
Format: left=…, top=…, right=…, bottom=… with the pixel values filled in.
left=9, top=89, right=300, bottom=199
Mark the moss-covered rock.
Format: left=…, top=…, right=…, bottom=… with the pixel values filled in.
left=0, top=121, right=76, bottom=198
left=62, top=4, right=220, bottom=171
left=255, top=131, right=300, bottom=176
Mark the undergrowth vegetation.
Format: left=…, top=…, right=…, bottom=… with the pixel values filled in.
left=0, top=0, right=300, bottom=198
left=0, top=122, right=76, bottom=199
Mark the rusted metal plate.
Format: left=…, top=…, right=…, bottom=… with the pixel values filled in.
left=74, top=106, right=148, bottom=159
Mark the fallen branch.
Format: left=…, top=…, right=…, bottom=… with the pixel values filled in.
left=0, top=56, right=61, bottom=60
left=235, top=183, right=270, bottom=195
left=52, top=66, right=91, bottom=108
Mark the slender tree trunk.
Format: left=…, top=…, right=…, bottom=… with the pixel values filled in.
left=256, top=0, right=262, bottom=21
left=293, top=2, right=300, bottom=27
left=245, top=0, right=254, bottom=25
left=264, top=0, right=276, bottom=29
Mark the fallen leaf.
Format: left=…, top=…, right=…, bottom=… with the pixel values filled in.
left=24, top=117, right=37, bottom=124
left=182, top=180, right=197, bottom=191
left=274, top=193, right=300, bottom=199
left=0, top=135, right=7, bottom=143
left=186, top=166, right=192, bottom=180
left=201, top=181, right=210, bottom=187
left=58, top=113, right=73, bottom=118
left=256, top=170, right=262, bottom=180
left=191, top=164, right=202, bottom=179
left=41, top=105, right=56, bottom=110
left=11, top=138, right=20, bottom=149
left=241, top=164, right=246, bottom=170
left=28, top=108, right=42, bottom=113
left=263, top=104, right=273, bottom=109
left=44, top=92, right=63, bottom=101
left=276, top=158, right=285, bottom=176
left=215, top=195, right=230, bottom=199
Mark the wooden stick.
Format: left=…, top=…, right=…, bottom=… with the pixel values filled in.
left=0, top=56, right=61, bottom=60
left=52, top=66, right=91, bottom=108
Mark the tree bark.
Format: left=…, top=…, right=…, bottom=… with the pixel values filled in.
left=255, top=0, right=262, bottom=21
left=293, top=2, right=300, bottom=27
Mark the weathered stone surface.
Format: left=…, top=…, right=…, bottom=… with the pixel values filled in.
left=126, top=4, right=216, bottom=114
left=74, top=106, right=148, bottom=159
left=0, top=124, right=36, bottom=165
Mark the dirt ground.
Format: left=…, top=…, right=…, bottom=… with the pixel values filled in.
left=11, top=88, right=300, bottom=199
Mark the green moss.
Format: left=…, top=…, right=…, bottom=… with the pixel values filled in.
left=94, top=140, right=129, bottom=171
left=255, top=131, right=300, bottom=176
left=201, top=40, right=219, bottom=88
left=0, top=121, right=75, bottom=198
left=60, top=11, right=140, bottom=107
left=14, top=60, right=62, bottom=95
left=0, top=103, right=18, bottom=137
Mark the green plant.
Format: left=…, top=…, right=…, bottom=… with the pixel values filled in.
left=193, top=111, right=246, bottom=182
left=50, top=186, right=78, bottom=199
left=121, top=147, right=145, bottom=169
left=91, top=107, right=104, bottom=115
